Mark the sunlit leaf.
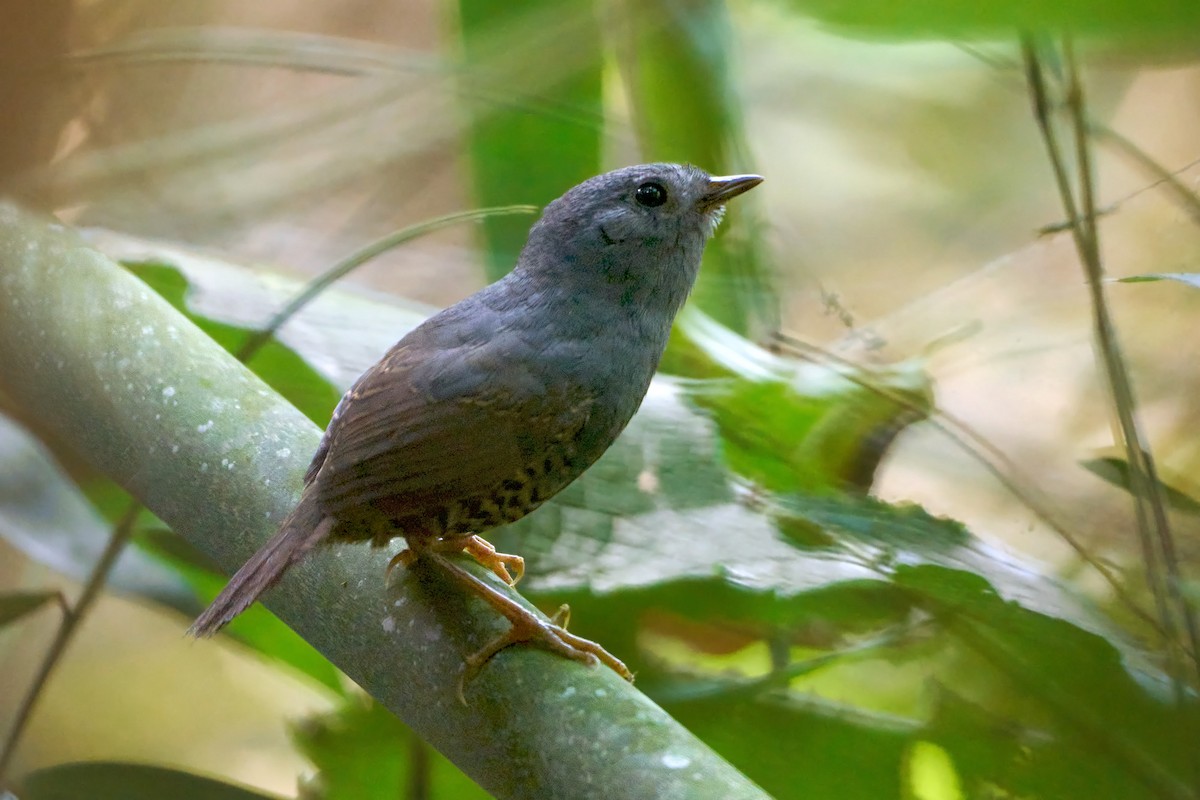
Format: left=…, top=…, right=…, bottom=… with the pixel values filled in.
left=666, top=691, right=912, bottom=799
left=898, top=565, right=1191, bottom=799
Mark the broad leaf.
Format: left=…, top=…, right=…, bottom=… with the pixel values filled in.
left=21, top=762, right=278, bottom=800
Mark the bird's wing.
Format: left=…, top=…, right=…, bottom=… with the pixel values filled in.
left=309, top=330, right=593, bottom=518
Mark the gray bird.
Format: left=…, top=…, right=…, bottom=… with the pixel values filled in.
left=189, top=163, right=762, bottom=682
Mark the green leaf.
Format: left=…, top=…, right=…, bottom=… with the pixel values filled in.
left=21, top=762, right=279, bottom=800
left=293, top=697, right=490, bottom=800
left=1082, top=456, right=1200, bottom=515
left=85, top=228, right=430, bottom=393
left=925, top=688, right=1160, bottom=800
left=456, top=1, right=603, bottom=281
left=681, top=309, right=932, bottom=493
left=897, top=564, right=1193, bottom=800
left=1117, top=273, right=1200, bottom=288
left=494, top=384, right=1099, bottom=679
left=781, top=0, right=1200, bottom=41
left=615, top=0, right=774, bottom=336
left=773, top=494, right=1104, bottom=630
left=0, top=591, right=60, bottom=628
left=666, top=691, right=913, bottom=799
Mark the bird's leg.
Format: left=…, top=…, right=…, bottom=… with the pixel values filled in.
left=418, top=551, right=632, bottom=702
left=385, top=534, right=523, bottom=586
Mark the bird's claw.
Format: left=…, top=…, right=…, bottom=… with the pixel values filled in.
left=456, top=606, right=632, bottom=705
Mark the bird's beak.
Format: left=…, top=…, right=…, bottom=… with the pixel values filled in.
left=697, top=174, right=763, bottom=212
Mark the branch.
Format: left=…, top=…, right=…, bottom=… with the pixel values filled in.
left=0, top=203, right=772, bottom=800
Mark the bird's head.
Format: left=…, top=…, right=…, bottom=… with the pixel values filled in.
left=518, top=163, right=762, bottom=315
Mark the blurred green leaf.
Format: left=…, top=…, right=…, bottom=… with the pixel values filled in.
left=650, top=561, right=1188, bottom=800
left=85, top=228, right=430, bottom=392
left=693, top=371, right=929, bottom=495
left=680, top=309, right=932, bottom=493
left=21, top=762, right=278, bottom=800
left=773, top=493, right=1105, bottom=632
left=616, top=0, right=774, bottom=337
left=0, top=591, right=60, bottom=628
left=782, top=0, right=1200, bottom=40
left=898, top=565, right=1193, bottom=800
left=1082, top=456, right=1200, bottom=516
left=926, top=688, right=1159, bottom=800
left=293, top=697, right=490, bottom=800
left=666, top=692, right=913, bottom=799
left=493, top=382, right=1104, bottom=679
left=457, top=1, right=603, bottom=280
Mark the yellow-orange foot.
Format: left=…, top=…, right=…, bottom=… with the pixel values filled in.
left=386, top=535, right=524, bottom=587
left=420, top=552, right=632, bottom=703
left=458, top=534, right=525, bottom=585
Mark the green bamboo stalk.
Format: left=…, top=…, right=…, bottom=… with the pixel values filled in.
left=0, top=203, right=773, bottom=800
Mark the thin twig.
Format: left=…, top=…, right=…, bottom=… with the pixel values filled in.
left=1063, top=39, right=1200, bottom=681
left=1090, top=124, right=1200, bottom=227
left=956, top=43, right=1200, bottom=234
left=0, top=501, right=140, bottom=784
left=1023, top=36, right=1199, bottom=702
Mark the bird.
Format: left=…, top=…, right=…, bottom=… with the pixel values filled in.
left=188, top=163, right=763, bottom=686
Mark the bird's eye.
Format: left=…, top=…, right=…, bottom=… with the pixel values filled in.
left=634, top=181, right=668, bottom=208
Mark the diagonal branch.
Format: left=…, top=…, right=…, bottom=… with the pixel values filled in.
left=0, top=203, right=773, bottom=800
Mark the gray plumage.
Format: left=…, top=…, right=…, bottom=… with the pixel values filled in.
left=189, top=163, right=761, bottom=638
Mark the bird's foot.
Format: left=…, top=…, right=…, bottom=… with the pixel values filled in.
left=458, top=534, right=525, bottom=586
left=422, top=552, right=632, bottom=704
left=386, top=534, right=524, bottom=586
left=461, top=601, right=633, bottom=692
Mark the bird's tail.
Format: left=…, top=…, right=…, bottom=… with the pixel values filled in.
left=188, top=494, right=331, bottom=637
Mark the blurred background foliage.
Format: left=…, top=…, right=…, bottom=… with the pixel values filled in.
left=1, top=0, right=1199, bottom=798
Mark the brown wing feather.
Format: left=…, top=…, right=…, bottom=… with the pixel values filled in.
left=310, top=336, right=593, bottom=522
